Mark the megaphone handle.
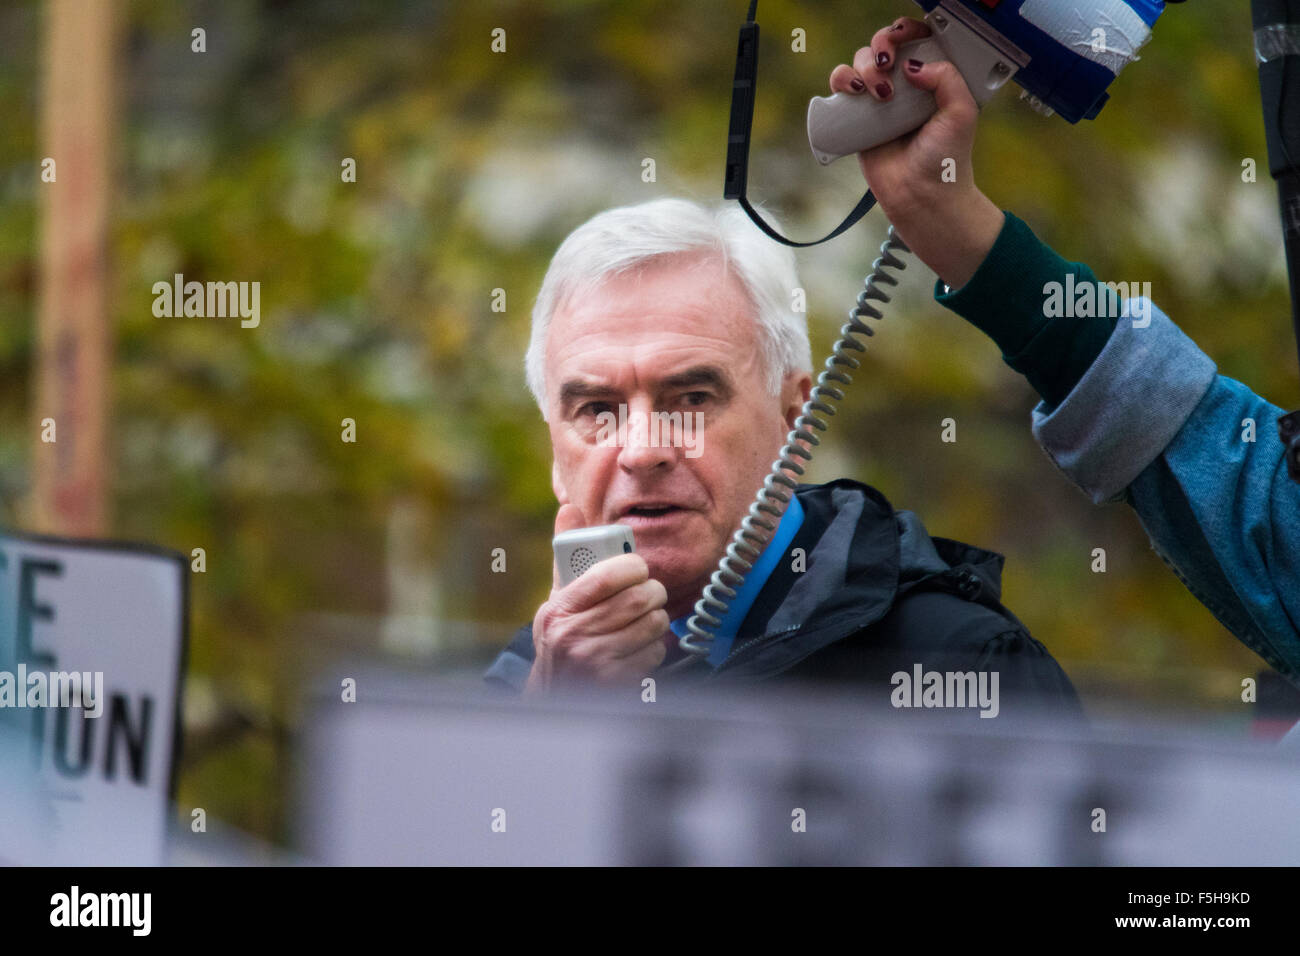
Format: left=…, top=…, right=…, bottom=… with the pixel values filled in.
left=806, top=37, right=945, bottom=166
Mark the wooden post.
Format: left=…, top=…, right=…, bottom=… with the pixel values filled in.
left=29, top=0, right=118, bottom=536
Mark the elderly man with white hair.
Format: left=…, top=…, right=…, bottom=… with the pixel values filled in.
left=484, top=197, right=1081, bottom=719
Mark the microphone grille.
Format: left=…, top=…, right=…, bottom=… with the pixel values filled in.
left=569, top=547, right=596, bottom=577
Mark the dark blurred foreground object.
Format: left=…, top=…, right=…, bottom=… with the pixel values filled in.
left=297, top=674, right=1300, bottom=865
left=1252, top=668, right=1300, bottom=739
left=1253, top=0, right=1300, bottom=480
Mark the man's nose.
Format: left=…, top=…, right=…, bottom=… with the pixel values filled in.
left=617, top=399, right=677, bottom=473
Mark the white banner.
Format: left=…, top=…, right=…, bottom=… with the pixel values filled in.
left=0, top=532, right=186, bottom=865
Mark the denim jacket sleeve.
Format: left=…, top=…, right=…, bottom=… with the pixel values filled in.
left=1030, top=301, right=1300, bottom=684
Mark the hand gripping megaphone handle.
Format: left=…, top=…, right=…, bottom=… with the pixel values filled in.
left=806, top=10, right=1020, bottom=166
left=807, top=37, right=947, bottom=165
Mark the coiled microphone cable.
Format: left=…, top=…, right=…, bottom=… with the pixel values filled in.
left=659, top=226, right=911, bottom=675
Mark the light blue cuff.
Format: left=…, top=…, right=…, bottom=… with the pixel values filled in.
left=1030, top=299, right=1218, bottom=503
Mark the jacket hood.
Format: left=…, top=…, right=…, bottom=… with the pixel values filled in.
left=895, top=508, right=1007, bottom=602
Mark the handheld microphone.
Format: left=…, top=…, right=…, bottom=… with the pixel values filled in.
left=552, top=525, right=636, bottom=587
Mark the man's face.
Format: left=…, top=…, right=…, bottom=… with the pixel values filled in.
left=545, top=252, right=811, bottom=618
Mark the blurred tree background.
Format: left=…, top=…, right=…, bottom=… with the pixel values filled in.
left=0, top=0, right=1292, bottom=843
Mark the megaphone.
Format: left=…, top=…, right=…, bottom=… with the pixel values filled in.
left=808, top=0, right=1168, bottom=164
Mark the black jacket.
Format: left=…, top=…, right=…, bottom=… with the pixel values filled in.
left=484, top=479, right=1083, bottom=720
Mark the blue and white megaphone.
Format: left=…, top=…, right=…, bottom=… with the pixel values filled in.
left=808, top=0, right=1169, bottom=164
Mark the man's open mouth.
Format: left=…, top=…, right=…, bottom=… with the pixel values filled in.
left=618, top=501, right=694, bottom=525
left=627, top=505, right=679, bottom=517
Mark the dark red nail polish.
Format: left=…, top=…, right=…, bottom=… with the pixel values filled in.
left=906, top=58, right=923, bottom=73
left=876, top=51, right=889, bottom=68
left=875, top=82, right=891, bottom=98
left=850, top=77, right=865, bottom=92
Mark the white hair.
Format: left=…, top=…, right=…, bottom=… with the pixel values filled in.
left=525, top=197, right=812, bottom=420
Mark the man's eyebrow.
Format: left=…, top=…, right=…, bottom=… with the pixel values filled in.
left=660, top=365, right=734, bottom=395
left=556, top=364, right=735, bottom=412
left=558, top=380, right=618, bottom=409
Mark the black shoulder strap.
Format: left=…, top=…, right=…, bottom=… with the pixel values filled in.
left=724, top=1, right=877, bottom=247
left=738, top=193, right=878, bottom=248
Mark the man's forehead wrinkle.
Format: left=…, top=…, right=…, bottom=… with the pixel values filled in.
left=543, top=254, right=766, bottom=413
left=555, top=336, right=758, bottom=388
left=554, top=326, right=746, bottom=362
left=552, top=293, right=758, bottom=356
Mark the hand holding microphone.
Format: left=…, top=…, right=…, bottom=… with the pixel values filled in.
left=523, top=505, right=669, bottom=695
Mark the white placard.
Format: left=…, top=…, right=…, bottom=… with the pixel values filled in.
left=0, top=532, right=186, bottom=865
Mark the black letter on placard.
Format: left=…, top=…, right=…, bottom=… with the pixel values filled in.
left=18, top=558, right=60, bottom=666
left=53, top=706, right=94, bottom=778
left=105, top=694, right=152, bottom=784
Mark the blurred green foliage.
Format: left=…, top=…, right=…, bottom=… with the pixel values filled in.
left=0, top=0, right=1292, bottom=842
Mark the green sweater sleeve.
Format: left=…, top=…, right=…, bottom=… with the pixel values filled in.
left=933, top=211, right=1118, bottom=408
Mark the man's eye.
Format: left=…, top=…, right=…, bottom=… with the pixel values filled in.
left=578, top=401, right=614, bottom=418
left=682, top=392, right=712, bottom=407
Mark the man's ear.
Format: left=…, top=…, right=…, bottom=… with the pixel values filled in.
left=551, top=460, right=570, bottom=505
left=782, top=370, right=813, bottom=430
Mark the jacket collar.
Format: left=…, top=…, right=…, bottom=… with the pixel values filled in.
left=703, top=479, right=1005, bottom=678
